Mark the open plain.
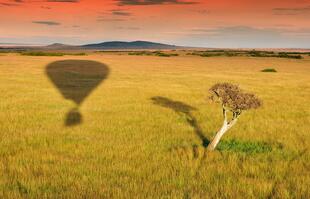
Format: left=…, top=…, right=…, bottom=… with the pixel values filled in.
left=0, top=52, right=309, bottom=198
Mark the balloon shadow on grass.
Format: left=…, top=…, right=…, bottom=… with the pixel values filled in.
left=46, top=60, right=109, bottom=126
left=151, top=96, right=210, bottom=147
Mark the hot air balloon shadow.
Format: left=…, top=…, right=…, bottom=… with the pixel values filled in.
left=46, top=60, right=109, bottom=126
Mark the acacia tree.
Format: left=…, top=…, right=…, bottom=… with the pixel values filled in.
left=207, top=83, right=262, bottom=151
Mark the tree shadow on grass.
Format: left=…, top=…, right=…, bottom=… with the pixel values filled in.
left=151, top=96, right=210, bottom=147
left=46, top=60, right=110, bottom=126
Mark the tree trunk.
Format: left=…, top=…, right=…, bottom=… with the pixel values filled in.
left=207, top=108, right=238, bottom=151
left=207, top=122, right=229, bottom=151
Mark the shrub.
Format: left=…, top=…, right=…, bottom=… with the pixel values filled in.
left=21, top=52, right=65, bottom=56
left=261, top=68, right=277, bottom=72
left=200, top=53, right=222, bottom=57
left=128, top=51, right=178, bottom=57
left=20, top=52, right=87, bottom=56
left=128, top=51, right=151, bottom=56
left=278, top=53, right=303, bottom=59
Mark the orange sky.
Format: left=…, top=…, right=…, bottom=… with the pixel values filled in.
left=0, top=0, right=310, bottom=47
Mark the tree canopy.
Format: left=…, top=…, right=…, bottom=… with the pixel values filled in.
left=209, top=83, right=262, bottom=114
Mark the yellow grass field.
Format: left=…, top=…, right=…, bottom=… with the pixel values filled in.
left=0, top=52, right=309, bottom=198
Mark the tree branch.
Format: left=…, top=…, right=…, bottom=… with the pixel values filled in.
left=222, top=106, right=227, bottom=124
left=228, top=111, right=241, bottom=127
left=214, top=90, right=220, bottom=98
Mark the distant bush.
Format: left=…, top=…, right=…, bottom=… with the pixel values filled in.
left=248, top=51, right=268, bottom=57
left=21, top=52, right=65, bottom=56
left=249, top=51, right=303, bottom=59
left=278, top=52, right=302, bottom=59
left=20, top=52, right=87, bottom=56
left=187, top=52, right=222, bottom=57
left=156, top=53, right=170, bottom=57
left=224, top=52, right=240, bottom=57
left=71, top=53, right=87, bottom=56
left=155, top=52, right=179, bottom=57
left=188, top=51, right=243, bottom=57
left=128, top=51, right=152, bottom=56
left=200, top=53, right=222, bottom=57
left=0, top=50, right=23, bottom=53
left=187, top=52, right=200, bottom=56
left=208, top=50, right=225, bottom=53
left=280, top=51, right=309, bottom=55
left=128, top=51, right=178, bottom=57
left=261, top=68, right=277, bottom=72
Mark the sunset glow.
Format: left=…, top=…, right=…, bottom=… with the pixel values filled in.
left=1, top=0, right=310, bottom=47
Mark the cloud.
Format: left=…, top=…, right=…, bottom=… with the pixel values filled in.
left=96, top=9, right=132, bottom=22
left=178, top=25, right=310, bottom=48
left=273, top=6, right=310, bottom=15
left=116, top=26, right=140, bottom=30
left=97, top=18, right=126, bottom=22
left=46, top=0, right=79, bottom=2
left=194, top=9, right=210, bottom=14
left=32, top=21, right=61, bottom=25
left=0, top=2, right=19, bottom=6
left=41, top=6, right=51, bottom=9
left=189, top=26, right=283, bottom=38
left=116, top=0, right=198, bottom=6
left=110, top=9, right=132, bottom=16
left=0, top=0, right=79, bottom=6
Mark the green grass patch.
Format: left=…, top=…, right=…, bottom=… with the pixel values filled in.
left=217, top=139, right=273, bottom=154
left=261, top=68, right=277, bottom=72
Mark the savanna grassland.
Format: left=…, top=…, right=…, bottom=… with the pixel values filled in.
left=0, top=52, right=309, bottom=198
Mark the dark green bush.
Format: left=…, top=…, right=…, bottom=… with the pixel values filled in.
left=21, top=52, right=65, bottom=56
left=224, top=52, right=239, bottom=57
left=128, top=51, right=152, bottom=56
left=20, top=52, right=87, bottom=56
left=261, top=68, right=277, bottom=72
left=200, top=53, right=222, bottom=57
left=189, top=51, right=243, bottom=57
left=128, top=51, right=178, bottom=57
left=278, top=53, right=302, bottom=59
left=71, top=53, right=87, bottom=56
left=248, top=51, right=303, bottom=59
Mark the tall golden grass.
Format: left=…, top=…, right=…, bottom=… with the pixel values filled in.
left=0, top=53, right=309, bottom=198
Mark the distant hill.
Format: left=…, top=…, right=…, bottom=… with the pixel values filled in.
left=44, top=43, right=76, bottom=49
left=82, top=41, right=181, bottom=49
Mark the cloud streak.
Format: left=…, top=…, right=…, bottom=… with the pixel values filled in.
left=32, top=21, right=61, bottom=25
left=0, top=2, right=19, bottom=6
left=116, top=0, right=198, bottom=6
left=111, top=9, right=132, bottom=16
left=46, top=0, right=79, bottom=2
left=273, top=6, right=310, bottom=15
